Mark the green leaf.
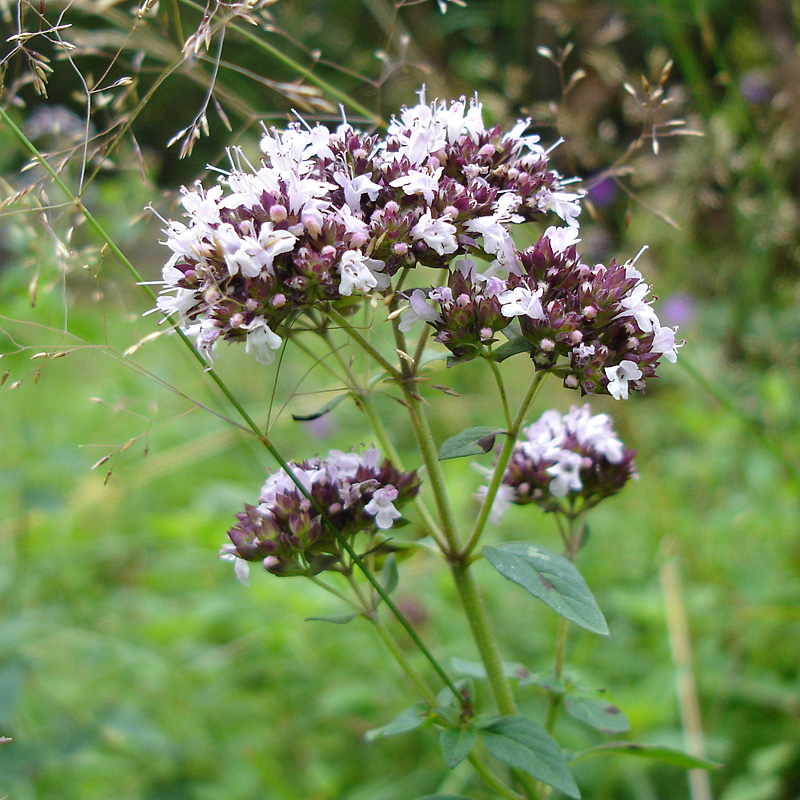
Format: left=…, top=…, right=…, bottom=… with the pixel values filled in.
left=451, top=657, right=532, bottom=682
left=304, top=613, right=358, bottom=625
left=380, top=553, right=399, bottom=596
left=491, top=336, right=533, bottom=362
left=479, top=716, right=580, bottom=798
left=564, top=695, right=630, bottom=734
left=482, top=543, right=609, bottom=636
left=365, top=702, right=428, bottom=741
left=438, top=427, right=506, bottom=460
left=571, top=742, right=721, bottom=770
left=439, top=726, right=477, bottom=768
left=291, top=393, right=346, bottom=421
left=446, top=351, right=479, bottom=368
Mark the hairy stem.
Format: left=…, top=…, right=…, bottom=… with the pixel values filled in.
left=451, top=562, right=516, bottom=716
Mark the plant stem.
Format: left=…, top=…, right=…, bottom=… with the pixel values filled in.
left=461, top=371, right=547, bottom=559
left=545, top=617, right=568, bottom=733
left=487, top=356, right=512, bottom=429
left=404, top=393, right=462, bottom=555
left=368, top=613, right=437, bottom=705
left=450, top=562, right=516, bottom=716
left=545, top=514, right=583, bottom=733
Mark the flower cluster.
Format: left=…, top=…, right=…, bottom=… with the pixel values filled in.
left=153, top=89, right=577, bottom=363
left=400, top=229, right=681, bottom=399
left=222, top=446, right=420, bottom=578
left=481, top=405, right=636, bottom=518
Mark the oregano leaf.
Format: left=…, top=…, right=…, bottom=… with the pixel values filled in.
left=479, top=715, right=580, bottom=798
left=438, top=427, right=506, bottom=460
left=482, top=543, right=609, bottom=635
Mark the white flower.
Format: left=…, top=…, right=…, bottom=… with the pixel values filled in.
left=615, top=282, right=659, bottom=333
left=364, top=486, right=401, bottom=529
left=504, top=117, right=545, bottom=156
left=333, top=172, right=382, bottom=212
left=546, top=451, right=584, bottom=497
left=547, top=190, right=582, bottom=227
left=651, top=324, right=680, bottom=363
left=410, top=211, right=458, bottom=255
left=338, top=250, right=387, bottom=296
left=257, top=226, right=298, bottom=274
left=243, top=318, right=283, bottom=365
left=398, top=289, right=441, bottom=332
left=544, top=225, right=581, bottom=253
left=498, top=285, right=544, bottom=320
left=156, top=288, right=197, bottom=318
left=567, top=406, right=624, bottom=463
left=604, top=360, right=643, bottom=400
left=465, top=215, right=515, bottom=261
left=573, top=343, right=595, bottom=360
left=391, top=167, right=443, bottom=205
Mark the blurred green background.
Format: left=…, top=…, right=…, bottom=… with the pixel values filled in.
left=1, top=0, right=799, bottom=798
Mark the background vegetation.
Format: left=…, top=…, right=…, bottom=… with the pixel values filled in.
left=1, top=0, right=799, bottom=798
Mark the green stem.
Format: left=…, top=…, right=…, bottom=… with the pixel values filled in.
left=487, top=356, right=512, bottom=428
left=544, top=617, right=568, bottom=733
left=461, top=371, right=547, bottom=558
left=368, top=613, right=437, bottom=705
left=450, top=563, right=516, bottom=716
left=404, top=394, right=462, bottom=555
left=308, top=574, right=362, bottom=611
left=545, top=514, right=582, bottom=733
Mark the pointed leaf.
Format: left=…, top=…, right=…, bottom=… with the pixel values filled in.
left=292, top=393, right=346, bottom=421
left=491, top=336, right=533, bottom=362
left=304, top=613, right=358, bottom=625
left=439, top=726, right=477, bottom=768
left=482, top=543, right=609, bottom=635
left=564, top=695, right=630, bottom=733
left=479, top=715, right=581, bottom=798
left=571, top=742, right=720, bottom=770
left=365, top=702, right=428, bottom=741
left=439, top=427, right=506, bottom=461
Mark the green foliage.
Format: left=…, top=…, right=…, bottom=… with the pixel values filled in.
left=438, top=427, right=507, bottom=460
left=483, top=543, right=609, bottom=635
left=478, top=715, right=580, bottom=798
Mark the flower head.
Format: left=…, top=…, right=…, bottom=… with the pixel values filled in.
left=480, top=405, right=636, bottom=519
left=223, top=447, right=420, bottom=578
